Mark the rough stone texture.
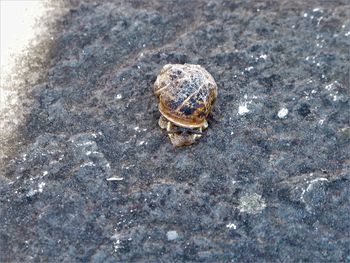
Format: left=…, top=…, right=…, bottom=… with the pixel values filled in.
left=1, top=0, right=349, bottom=262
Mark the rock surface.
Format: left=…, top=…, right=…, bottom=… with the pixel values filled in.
left=1, top=0, right=349, bottom=262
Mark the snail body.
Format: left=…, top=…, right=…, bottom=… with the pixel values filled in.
left=154, top=64, right=217, bottom=146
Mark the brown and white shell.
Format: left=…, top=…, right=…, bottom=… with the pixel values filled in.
left=154, top=64, right=217, bottom=128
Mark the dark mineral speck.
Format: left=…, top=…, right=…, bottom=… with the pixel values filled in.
left=298, top=103, right=311, bottom=117
left=1, top=0, right=349, bottom=262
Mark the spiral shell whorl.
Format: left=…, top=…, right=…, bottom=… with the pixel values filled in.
left=154, top=64, right=217, bottom=128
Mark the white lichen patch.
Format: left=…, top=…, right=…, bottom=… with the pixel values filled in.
left=238, top=104, right=250, bottom=115
left=325, top=81, right=339, bottom=91
left=80, top=161, right=95, bottom=167
left=324, top=81, right=341, bottom=101
left=238, top=193, right=266, bottom=214
left=111, top=231, right=132, bottom=253
left=38, top=182, right=46, bottom=192
left=237, top=94, right=258, bottom=116
left=113, top=240, right=122, bottom=253
left=226, top=223, right=237, bottom=229
left=166, top=231, right=179, bottom=241
left=26, top=189, right=37, bottom=197
left=26, top=181, right=46, bottom=197
left=277, top=108, right=289, bottom=119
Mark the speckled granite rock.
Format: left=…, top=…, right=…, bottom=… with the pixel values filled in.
left=1, top=0, right=349, bottom=262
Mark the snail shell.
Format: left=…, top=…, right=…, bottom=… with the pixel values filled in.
left=154, top=64, right=217, bottom=128
left=154, top=64, right=218, bottom=146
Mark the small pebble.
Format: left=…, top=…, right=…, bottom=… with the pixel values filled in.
left=278, top=108, right=288, bottom=119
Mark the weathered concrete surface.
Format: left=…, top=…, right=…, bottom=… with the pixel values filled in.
left=1, top=0, right=349, bottom=262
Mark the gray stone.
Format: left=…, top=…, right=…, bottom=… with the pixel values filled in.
left=1, top=0, right=349, bottom=262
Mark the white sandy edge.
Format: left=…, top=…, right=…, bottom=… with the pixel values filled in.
left=0, top=1, right=48, bottom=162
